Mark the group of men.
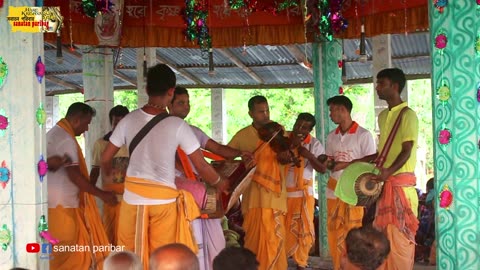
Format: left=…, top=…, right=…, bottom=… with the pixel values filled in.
left=46, top=64, right=419, bottom=270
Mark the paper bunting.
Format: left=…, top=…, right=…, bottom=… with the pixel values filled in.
left=38, top=155, right=48, bottom=182
left=0, top=109, right=8, bottom=137
left=437, top=84, right=450, bottom=103
left=439, top=184, right=453, bottom=209
left=438, top=128, right=452, bottom=145
left=35, top=56, right=45, bottom=83
left=36, top=103, right=46, bottom=126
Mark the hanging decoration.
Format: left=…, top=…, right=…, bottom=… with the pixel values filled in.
left=82, top=0, right=98, bottom=18
left=477, top=0, right=480, bottom=10
left=438, top=128, right=452, bottom=145
left=0, top=0, right=3, bottom=8
left=0, top=109, right=8, bottom=137
left=35, top=56, right=45, bottom=83
left=36, top=103, right=47, bottom=126
left=475, top=35, right=480, bottom=56
left=439, top=184, right=453, bottom=209
left=477, top=82, right=480, bottom=103
left=0, top=224, right=11, bottom=251
left=434, top=32, right=447, bottom=54
left=338, top=86, right=344, bottom=95
left=38, top=215, right=60, bottom=245
left=0, top=161, right=10, bottom=189
left=185, top=0, right=212, bottom=53
left=38, top=155, right=48, bottom=182
left=0, top=56, right=7, bottom=89
left=304, top=0, right=347, bottom=42
left=436, top=84, right=451, bottom=103
left=433, top=0, right=447, bottom=13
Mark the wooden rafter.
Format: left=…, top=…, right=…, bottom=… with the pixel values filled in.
left=46, top=75, right=82, bottom=92
left=285, top=45, right=313, bottom=74
left=156, top=54, right=203, bottom=85
left=216, top=48, right=264, bottom=84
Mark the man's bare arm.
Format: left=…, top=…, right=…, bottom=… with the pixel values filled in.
left=372, top=141, right=414, bottom=182
left=90, top=167, right=100, bottom=186
left=65, top=165, right=117, bottom=205
left=205, top=139, right=252, bottom=160
left=188, top=149, right=229, bottom=193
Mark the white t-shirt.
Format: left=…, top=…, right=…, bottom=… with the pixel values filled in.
left=176, top=125, right=211, bottom=177
left=325, top=122, right=376, bottom=199
left=286, top=135, right=325, bottom=197
left=110, top=109, right=200, bottom=205
left=46, top=125, right=81, bottom=208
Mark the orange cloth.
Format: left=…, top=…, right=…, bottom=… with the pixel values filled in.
left=48, top=206, right=91, bottom=270
left=377, top=224, right=415, bottom=270
left=374, top=173, right=419, bottom=242
left=103, top=183, right=124, bottom=245
left=177, top=147, right=197, bottom=180
left=122, top=176, right=201, bottom=270
left=243, top=208, right=288, bottom=270
left=326, top=177, right=364, bottom=270
left=56, top=119, right=110, bottom=269
left=285, top=192, right=315, bottom=268
left=252, top=145, right=282, bottom=194
left=242, top=144, right=288, bottom=270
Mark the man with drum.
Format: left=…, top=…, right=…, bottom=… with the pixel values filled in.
left=325, top=95, right=377, bottom=270
left=285, top=112, right=327, bottom=270
left=101, top=64, right=229, bottom=270
left=370, top=68, right=419, bottom=270
left=168, top=86, right=251, bottom=270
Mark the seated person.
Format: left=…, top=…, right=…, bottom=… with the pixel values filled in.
left=340, top=226, right=390, bottom=270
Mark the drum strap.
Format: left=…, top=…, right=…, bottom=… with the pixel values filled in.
left=129, top=112, right=170, bottom=156
left=375, top=107, right=409, bottom=168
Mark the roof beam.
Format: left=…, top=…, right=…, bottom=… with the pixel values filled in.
left=156, top=54, right=203, bottom=85
left=216, top=48, right=264, bottom=84
left=285, top=45, right=313, bottom=74
left=46, top=75, right=82, bottom=92
left=114, top=70, right=137, bottom=86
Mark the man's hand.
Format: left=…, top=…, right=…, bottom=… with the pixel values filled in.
left=215, top=177, right=231, bottom=194
left=47, top=154, right=72, bottom=172
left=370, top=167, right=392, bottom=182
left=101, top=191, right=118, bottom=205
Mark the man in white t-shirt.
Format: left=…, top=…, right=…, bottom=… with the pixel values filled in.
left=285, top=113, right=327, bottom=270
left=168, top=86, right=250, bottom=270
left=47, top=102, right=117, bottom=270
left=101, top=64, right=229, bottom=270
left=90, top=105, right=130, bottom=245
left=325, top=95, right=376, bottom=270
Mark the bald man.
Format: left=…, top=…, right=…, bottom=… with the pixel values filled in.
left=104, top=251, right=142, bottom=270
left=150, top=243, right=200, bottom=270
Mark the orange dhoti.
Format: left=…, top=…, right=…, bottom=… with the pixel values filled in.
left=327, top=177, right=364, bottom=270
left=285, top=180, right=315, bottom=268
left=118, top=177, right=201, bottom=270
left=103, top=183, right=124, bottom=245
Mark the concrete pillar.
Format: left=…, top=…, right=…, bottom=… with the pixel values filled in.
left=429, top=0, right=480, bottom=267
left=312, top=41, right=342, bottom=260
left=136, top=48, right=156, bottom=107
left=371, top=34, right=391, bottom=134
left=0, top=1, right=48, bottom=268
left=82, top=47, right=114, bottom=170
left=211, top=88, right=227, bottom=144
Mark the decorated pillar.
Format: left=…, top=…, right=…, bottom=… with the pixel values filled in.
left=429, top=0, right=480, bottom=268
left=312, top=41, right=342, bottom=259
left=136, top=48, right=156, bottom=107
left=0, top=1, right=49, bottom=269
left=211, top=88, right=227, bottom=144
left=82, top=47, right=114, bottom=170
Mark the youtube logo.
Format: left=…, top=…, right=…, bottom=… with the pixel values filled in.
left=26, top=243, right=40, bottom=253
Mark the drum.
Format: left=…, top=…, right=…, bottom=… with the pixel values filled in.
left=175, top=177, right=222, bottom=218
left=334, top=162, right=383, bottom=207
left=211, top=160, right=256, bottom=212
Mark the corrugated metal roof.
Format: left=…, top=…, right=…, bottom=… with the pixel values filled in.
left=44, top=32, right=432, bottom=95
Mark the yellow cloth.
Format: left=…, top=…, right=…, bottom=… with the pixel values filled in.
left=326, top=177, right=364, bottom=270
left=377, top=224, right=415, bottom=270
left=48, top=207, right=90, bottom=270
left=121, top=176, right=201, bottom=270
left=243, top=208, right=288, bottom=270
left=227, top=125, right=260, bottom=153
left=56, top=119, right=110, bottom=270
left=285, top=192, right=315, bottom=267
left=242, top=145, right=287, bottom=270
left=377, top=102, right=418, bottom=174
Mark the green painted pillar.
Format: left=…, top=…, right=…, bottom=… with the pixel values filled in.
left=312, top=41, right=342, bottom=259
left=429, top=1, right=480, bottom=269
